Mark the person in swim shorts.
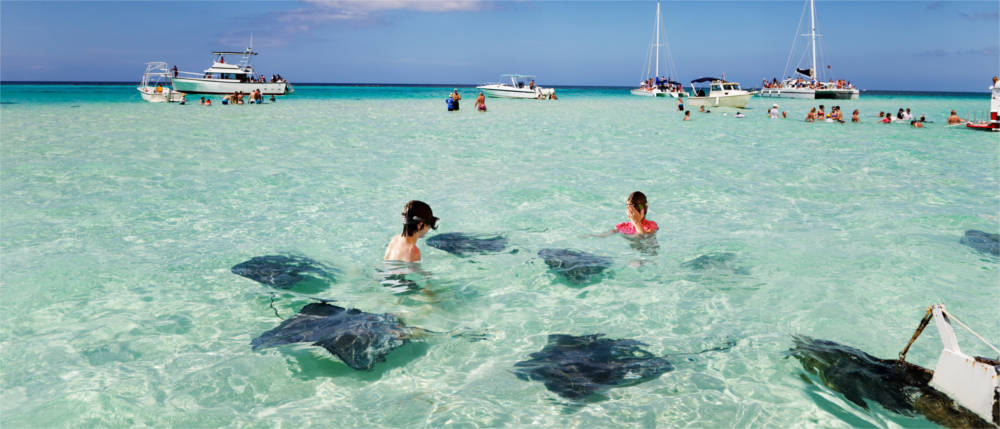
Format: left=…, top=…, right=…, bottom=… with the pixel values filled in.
left=614, top=191, right=658, bottom=235
left=475, top=92, right=486, bottom=112
left=385, top=200, right=439, bottom=263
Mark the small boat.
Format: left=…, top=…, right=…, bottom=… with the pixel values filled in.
left=685, top=78, right=753, bottom=108
left=137, top=62, right=184, bottom=103
left=170, top=46, right=292, bottom=96
left=630, top=0, right=687, bottom=98
left=966, top=83, right=1000, bottom=132
left=898, top=304, right=999, bottom=425
left=477, top=74, right=556, bottom=99
left=759, top=0, right=858, bottom=100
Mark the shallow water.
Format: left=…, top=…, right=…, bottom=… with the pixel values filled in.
left=1, top=84, right=997, bottom=427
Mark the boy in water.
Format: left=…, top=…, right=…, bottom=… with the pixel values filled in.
left=384, top=200, right=439, bottom=263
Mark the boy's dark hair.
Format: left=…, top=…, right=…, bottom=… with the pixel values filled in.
left=402, top=200, right=438, bottom=236
left=627, top=191, right=648, bottom=215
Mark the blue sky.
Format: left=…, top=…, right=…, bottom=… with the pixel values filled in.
left=2, top=1, right=997, bottom=91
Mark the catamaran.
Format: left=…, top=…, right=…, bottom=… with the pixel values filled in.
left=477, top=74, right=556, bottom=99
left=137, top=62, right=185, bottom=103
left=759, top=0, right=858, bottom=100
left=630, top=0, right=686, bottom=98
left=170, top=47, right=292, bottom=96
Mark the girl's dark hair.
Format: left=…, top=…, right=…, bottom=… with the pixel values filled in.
left=401, top=200, right=437, bottom=236
left=627, top=191, right=648, bottom=215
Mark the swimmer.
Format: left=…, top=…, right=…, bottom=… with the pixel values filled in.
left=735, top=111, right=745, bottom=118
left=683, top=110, right=691, bottom=121
left=475, top=92, right=486, bottom=112
left=851, top=109, right=860, bottom=123
left=615, top=191, right=658, bottom=236
left=385, top=200, right=439, bottom=263
left=781, top=111, right=787, bottom=118
left=947, top=110, right=965, bottom=125
left=698, top=105, right=705, bottom=112
left=910, top=120, right=923, bottom=128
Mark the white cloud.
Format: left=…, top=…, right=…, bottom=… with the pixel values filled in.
left=292, top=0, right=486, bottom=22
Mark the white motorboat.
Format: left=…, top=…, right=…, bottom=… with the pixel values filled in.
left=759, top=0, right=858, bottom=100
left=170, top=47, right=292, bottom=96
left=137, top=61, right=184, bottom=103
left=685, top=78, right=753, bottom=108
left=630, top=0, right=687, bottom=98
left=477, top=74, right=556, bottom=99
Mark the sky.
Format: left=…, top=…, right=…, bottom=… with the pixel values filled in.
left=1, top=0, right=998, bottom=91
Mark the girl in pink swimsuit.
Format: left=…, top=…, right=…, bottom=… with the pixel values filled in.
left=615, top=191, right=658, bottom=235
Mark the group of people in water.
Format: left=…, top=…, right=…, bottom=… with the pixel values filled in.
left=804, top=104, right=853, bottom=123
left=220, top=89, right=269, bottom=105
left=385, top=192, right=657, bottom=263
left=446, top=89, right=489, bottom=112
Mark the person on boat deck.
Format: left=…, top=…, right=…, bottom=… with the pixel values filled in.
left=992, top=76, right=999, bottom=89
left=851, top=109, right=860, bottom=123
left=947, top=110, right=966, bottom=124
left=529, top=80, right=535, bottom=90
left=450, top=89, right=461, bottom=110
left=385, top=200, right=438, bottom=263
left=683, top=110, right=691, bottom=121
left=474, top=92, right=487, bottom=112
left=172, top=65, right=178, bottom=78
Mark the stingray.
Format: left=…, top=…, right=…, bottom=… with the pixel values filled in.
left=231, top=255, right=336, bottom=289
left=251, top=302, right=420, bottom=371
left=426, top=232, right=507, bottom=256
left=789, top=336, right=992, bottom=428
left=960, top=230, right=999, bottom=256
left=514, top=334, right=675, bottom=400
left=681, top=252, right=750, bottom=275
left=538, top=248, right=613, bottom=285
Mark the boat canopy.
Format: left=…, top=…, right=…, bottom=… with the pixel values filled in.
left=501, top=74, right=535, bottom=79
left=213, top=51, right=257, bottom=56
left=690, top=77, right=722, bottom=83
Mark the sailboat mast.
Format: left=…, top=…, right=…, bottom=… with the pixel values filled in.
left=655, top=0, right=660, bottom=79
left=809, top=0, right=817, bottom=82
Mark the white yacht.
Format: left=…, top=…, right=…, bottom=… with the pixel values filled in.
left=630, top=0, right=687, bottom=98
left=137, top=62, right=184, bottom=103
left=685, top=78, right=753, bottom=108
left=170, top=48, right=292, bottom=96
left=477, top=74, right=556, bottom=99
left=759, top=0, right=858, bottom=100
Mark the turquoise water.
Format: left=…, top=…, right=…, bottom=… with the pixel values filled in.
left=1, top=84, right=997, bottom=427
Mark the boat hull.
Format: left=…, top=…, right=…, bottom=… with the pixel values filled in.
left=138, top=87, right=184, bottom=103
left=478, top=85, right=541, bottom=99
left=815, top=88, right=859, bottom=100
left=170, top=78, right=291, bottom=95
left=685, top=93, right=753, bottom=108
left=759, top=88, right=816, bottom=99
left=630, top=88, right=687, bottom=98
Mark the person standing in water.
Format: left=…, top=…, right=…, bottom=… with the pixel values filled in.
left=450, top=89, right=461, bottom=111
left=385, top=201, right=439, bottom=263
left=475, top=92, right=486, bottom=112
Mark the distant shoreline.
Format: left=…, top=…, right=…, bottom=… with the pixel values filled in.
left=0, top=81, right=990, bottom=96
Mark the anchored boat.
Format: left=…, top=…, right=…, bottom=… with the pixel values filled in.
left=966, top=83, right=1000, bottom=132
left=759, top=0, right=858, bottom=100
left=137, top=62, right=184, bottom=103
left=630, top=0, right=686, bottom=98
left=170, top=47, right=292, bottom=96
left=685, top=78, right=753, bottom=108
left=477, top=74, right=556, bottom=99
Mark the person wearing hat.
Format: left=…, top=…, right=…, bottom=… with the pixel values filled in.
left=450, top=89, right=461, bottom=111
left=768, top=103, right=780, bottom=119
left=385, top=200, right=439, bottom=263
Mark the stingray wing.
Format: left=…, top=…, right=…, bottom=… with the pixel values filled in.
left=251, top=303, right=347, bottom=350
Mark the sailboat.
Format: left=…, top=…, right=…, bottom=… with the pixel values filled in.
left=760, top=0, right=858, bottom=100
left=630, top=0, right=686, bottom=98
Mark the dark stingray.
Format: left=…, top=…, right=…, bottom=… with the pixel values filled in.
left=231, top=255, right=336, bottom=289
left=681, top=252, right=750, bottom=275
left=426, top=232, right=507, bottom=256
left=960, top=230, right=999, bottom=256
left=789, top=336, right=992, bottom=428
left=252, top=302, right=416, bottom=371
left=514, top=334, right=674, bottom=400
left=538, top=248, right=613, bottom=285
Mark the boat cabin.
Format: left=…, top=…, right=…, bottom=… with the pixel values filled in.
left=689, top=77, right=743, bottom=97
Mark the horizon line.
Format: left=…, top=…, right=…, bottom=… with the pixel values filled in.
left=0, top=81, right=991, bottom=95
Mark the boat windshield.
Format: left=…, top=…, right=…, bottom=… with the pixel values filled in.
left=723, top=84, right=739, bottom=90
left=711, top=84, right=722, bottom=91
